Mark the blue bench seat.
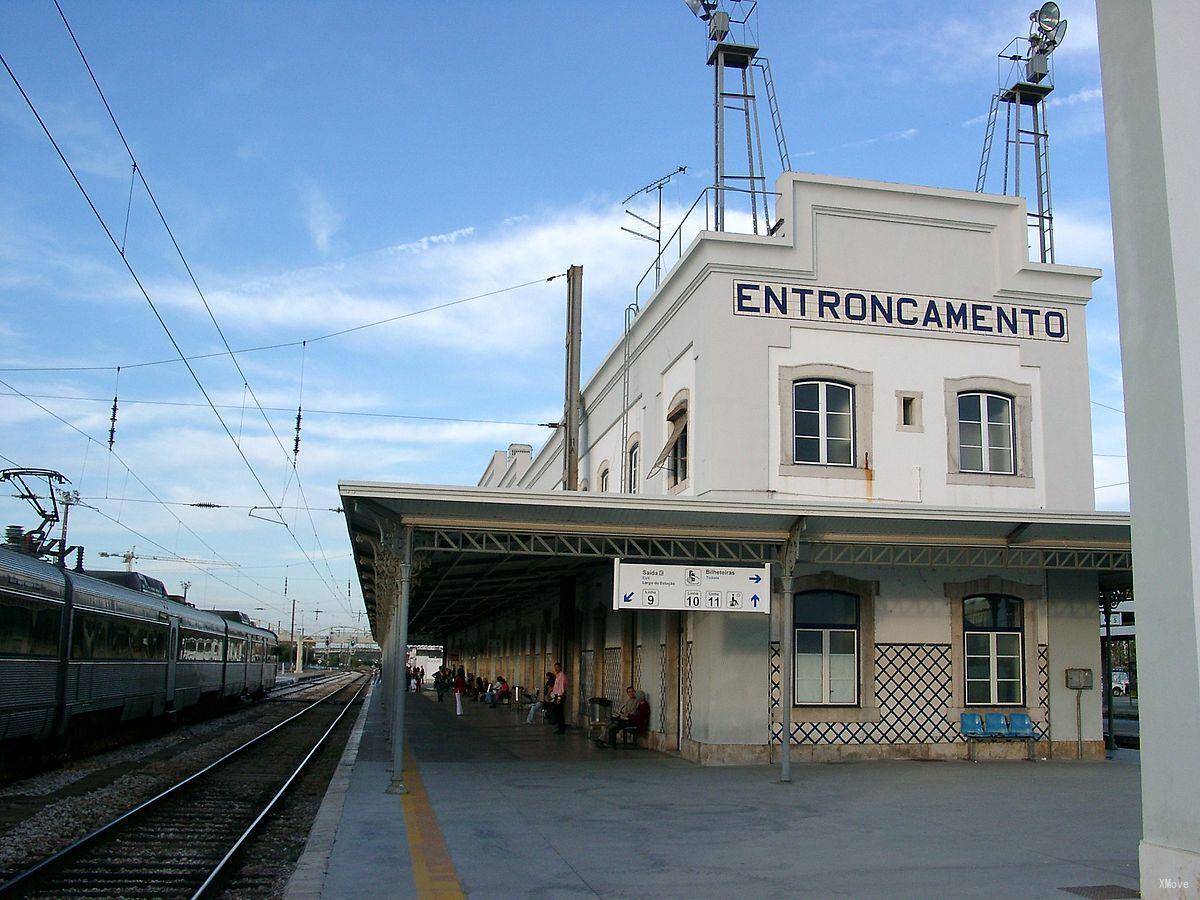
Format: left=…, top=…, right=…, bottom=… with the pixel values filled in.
left=960, top=712, right=1042, bottom=761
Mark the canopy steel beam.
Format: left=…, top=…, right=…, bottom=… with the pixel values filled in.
left=807, top=542, right=1131, bottom=571
left=413, top=527, right=781, bottom=564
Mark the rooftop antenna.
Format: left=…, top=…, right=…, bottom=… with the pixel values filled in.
left=683, top=0, right=790, bottom=235
left=621, top=165, right=687, bottom=290
left=974, top=1, right=1068, bottom=263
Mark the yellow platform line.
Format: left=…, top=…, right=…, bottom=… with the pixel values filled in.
left=401, top=746, right=466, bottom=899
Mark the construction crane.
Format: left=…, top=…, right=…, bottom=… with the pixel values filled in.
left=98, top=546, right=236, bottom=572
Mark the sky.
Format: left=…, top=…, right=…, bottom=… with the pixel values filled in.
left=0, top=1, right=1127, bottom=634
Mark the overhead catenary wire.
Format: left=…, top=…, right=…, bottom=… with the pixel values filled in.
left=0, top=276, right=565, bottom=375
left=48, top=3, right=350, bottom=614
left=79, top=502, right=294, bottom=618
left=0, top=390, right=554, bottom=428
left=0, top=375, right=288, bottom=607
left=1, top=46, right=345, bottom=610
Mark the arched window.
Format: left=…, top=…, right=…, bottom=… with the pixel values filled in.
left=793, top=590, right=859, bottom=705
left=963, top=594, right=1024, bottom=705
left=598, top=466, right=610, bottom=492
left=627, top=442, right=640, bottom=494
left=957, top=392, right=1014, bottom=474
left=793, top=380, right=854, bottom=466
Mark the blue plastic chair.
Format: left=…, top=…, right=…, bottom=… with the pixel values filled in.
left=959, top=712, right=986, bottom=738
left=1008, top=713, right=1036, bottom=738
left=1009, top=713, right=1040, bottom=761
left=960, top=713, right=986, bottom=761
left=983, top=712, right=1010, bottom=737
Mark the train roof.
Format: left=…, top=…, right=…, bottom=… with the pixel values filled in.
left=0, top=546, right=67, bottom=600
left=0, top=547, right=272, bottom=635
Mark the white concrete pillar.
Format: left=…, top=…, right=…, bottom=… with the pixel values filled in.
left=1097, top=2, right=1200, bottom=894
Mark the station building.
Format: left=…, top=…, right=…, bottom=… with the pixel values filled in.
left=342, top=171, right=1132, bottom=765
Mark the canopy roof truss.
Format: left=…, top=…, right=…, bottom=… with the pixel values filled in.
left=341, top=483, right=1133, bottom=643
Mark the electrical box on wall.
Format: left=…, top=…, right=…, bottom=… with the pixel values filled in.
left=1065, top=667, right=1094, bottom=690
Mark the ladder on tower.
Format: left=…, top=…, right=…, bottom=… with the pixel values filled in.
left=1032, top=104, right=1054, bottom=262
left=975, top=93, right=1000, bottom=192
left=756, top=57, right=791, bottom=173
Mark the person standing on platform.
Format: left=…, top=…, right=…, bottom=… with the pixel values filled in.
left=453, top=666, right=466, bottom=716
left=550, top=661, right=568, bottom=734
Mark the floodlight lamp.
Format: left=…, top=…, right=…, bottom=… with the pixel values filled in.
left=684, top=0, right=717, bottom=21
left=1035, top=2, right=1061, bottom=33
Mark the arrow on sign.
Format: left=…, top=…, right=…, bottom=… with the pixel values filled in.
left=623, top=592, right=635, bottom=604
left=751, top=593, right=761, bottom=607
left=749, top=574, right=762, bottom=583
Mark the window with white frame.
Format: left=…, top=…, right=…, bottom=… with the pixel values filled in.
left=793, top=381, right=854, bottom=466
left=963, top=594, right=1024, bottom=705
left=598, top=466, right=610, bottom=492
left=957, top=392, right=1015, bottom=474
left=793, top=590, right=859, bottom=705
left=627, top=442, right=640, bottom=493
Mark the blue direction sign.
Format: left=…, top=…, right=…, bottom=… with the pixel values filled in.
left=611, top=559, right=771, bottom=614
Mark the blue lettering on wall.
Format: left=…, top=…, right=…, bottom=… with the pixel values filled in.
left=730, top=281, right=1069, bottom=342
left=945, top=302, right=969, bottom=330
left=845, top=292, right=868, bottom=321
left=996, top=306, right=1018, bottom=335
left=870, top=294, right=894, bottom=323
left=796, top=288, right=813, bottom=317
left=1045, top=310, right=1067, bottom=339
left=818, top=290, right=841, bottom=320
left=764, top=284, right=787, bottom=315
left=970, top=304, right=993, bottom=333
left=735, top=282, right=760, bottom=313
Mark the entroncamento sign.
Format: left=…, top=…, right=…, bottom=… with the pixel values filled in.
left=612, top=559, right=771, bottom=614
left=732, top=280, right=1069, bottom=342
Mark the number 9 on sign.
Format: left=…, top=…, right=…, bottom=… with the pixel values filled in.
left=643, top=590, right=659, bottom=607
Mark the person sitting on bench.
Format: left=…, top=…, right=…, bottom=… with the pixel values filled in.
left=596, top=687, right=649, bottom=748
left=487, top=676, right=511, bottom=707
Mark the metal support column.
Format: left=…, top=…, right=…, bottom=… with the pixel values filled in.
left=713, top=46, right=725, bottom=232
left=387, top=526, right=414, bottom=794
left=1103, top=598, right=1116, bottom=757
left=563, top=265, right=583, bottom=491
left=780, top=570, right=794, bottom=783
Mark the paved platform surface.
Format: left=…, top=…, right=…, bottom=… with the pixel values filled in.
left=291, top=689, right=1143, bottom=899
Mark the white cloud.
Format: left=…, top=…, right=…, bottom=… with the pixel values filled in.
left=1049, top=86, right=1103, bottom=107
left=1054, top=204, right=1114, bottom=272
left=300, top=181, right=343, bottom=254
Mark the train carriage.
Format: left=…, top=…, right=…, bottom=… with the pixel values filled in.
left=174, top=608, right=229, bottom=709
left=0, top=547, right=279, bottom=744
left=0, top=550, right=66, bottom=740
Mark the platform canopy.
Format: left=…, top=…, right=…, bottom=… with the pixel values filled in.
left=339, top=482, right=1132, bottom=643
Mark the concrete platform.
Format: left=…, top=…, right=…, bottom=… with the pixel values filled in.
left=288, top=689, right=1143, bottom=899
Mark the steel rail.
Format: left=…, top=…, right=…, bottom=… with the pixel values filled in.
left=0, top=674, right=366, bottom=897
left=192, top=679, right=368, bottom=897
left=266, top=670, right=358, bottom=700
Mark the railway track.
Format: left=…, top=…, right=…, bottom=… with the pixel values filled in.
left=0, top=675, right=368, bottom=899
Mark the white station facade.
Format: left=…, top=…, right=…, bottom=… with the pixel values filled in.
left=343, top=171, right=1131, bottom=764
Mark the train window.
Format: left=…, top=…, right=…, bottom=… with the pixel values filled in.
left=0, top=590, right=61, bottom=657
left=227, top=638, right=247, bottom=662
left=178, top=628, right=223, bottom=661
left=251, top=639, right=266, bottom=662
left=70, top=609, right=169, bottom=661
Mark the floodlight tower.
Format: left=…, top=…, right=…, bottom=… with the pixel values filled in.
left=975, top=2, right=1069, bottom=263
left=684, top=0, right=791, bottom=235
